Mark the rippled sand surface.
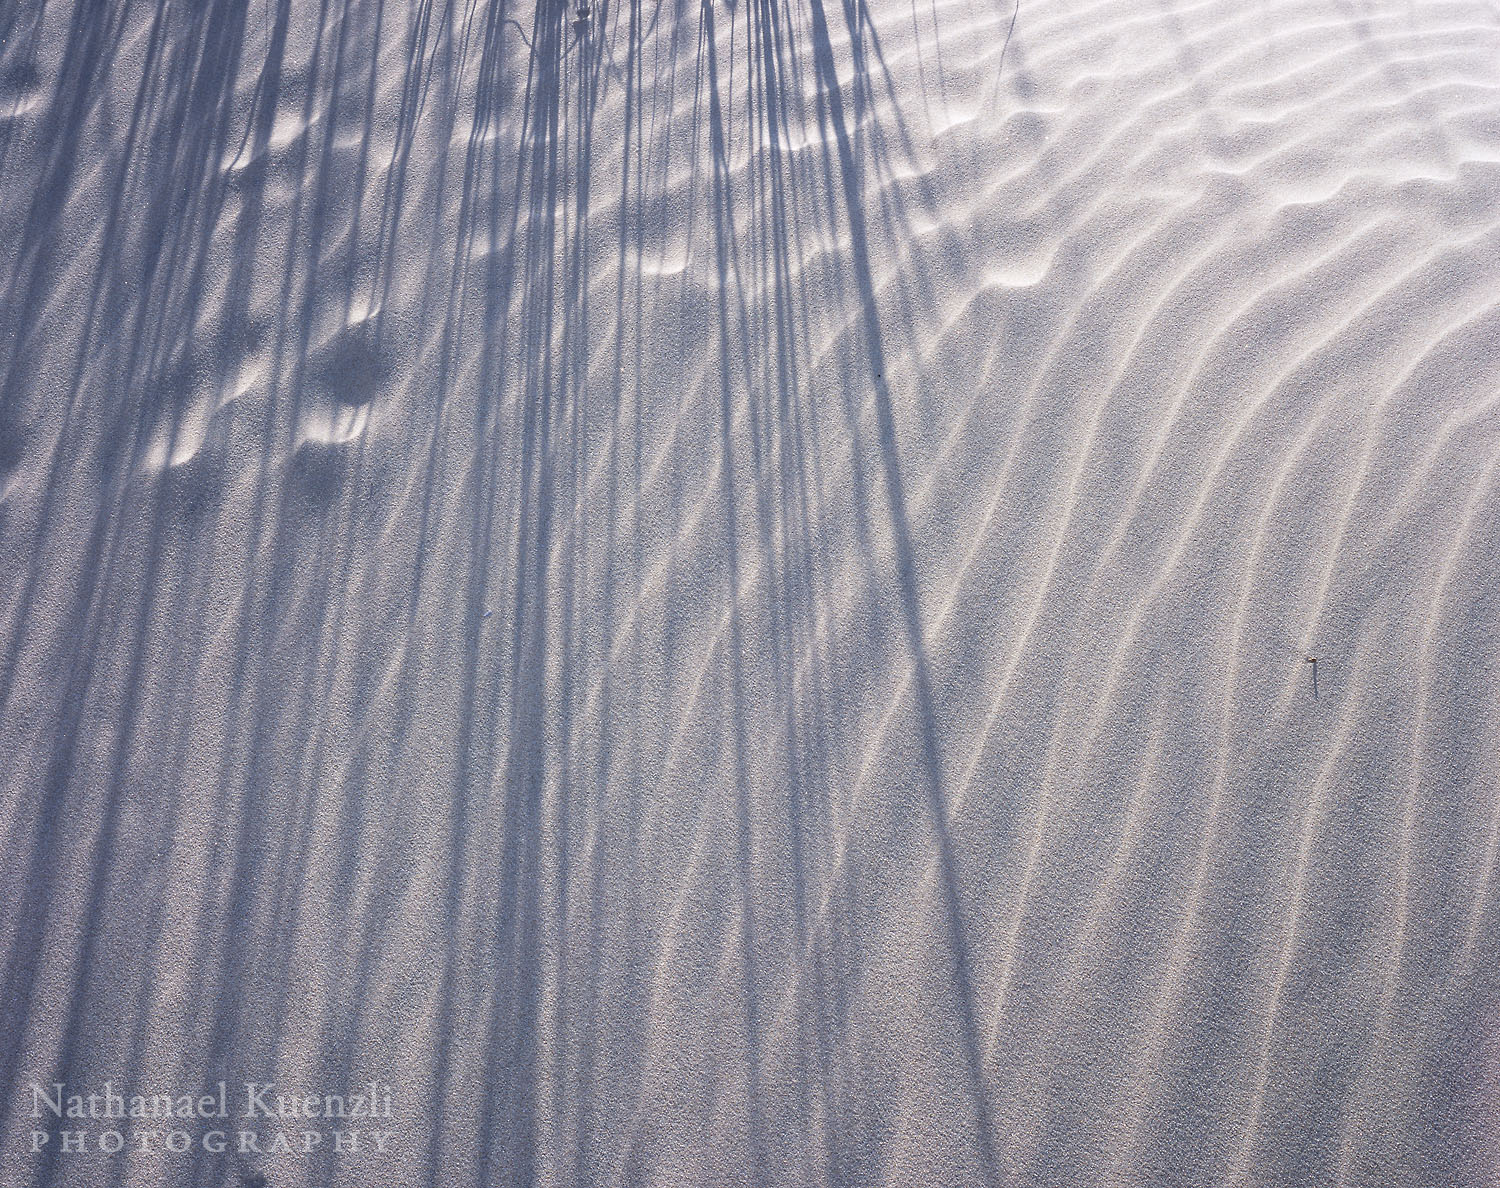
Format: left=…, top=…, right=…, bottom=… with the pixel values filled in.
left=3, top=0, right=1500, bottom=1184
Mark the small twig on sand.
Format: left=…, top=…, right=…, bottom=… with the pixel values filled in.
left=1306, top=656, right=1318, bottom=699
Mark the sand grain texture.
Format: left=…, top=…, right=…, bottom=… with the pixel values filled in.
left=2, top=0, right=1500, bottom=1184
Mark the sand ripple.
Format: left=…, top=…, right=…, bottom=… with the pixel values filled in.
left=2, top=0, right=1499, bottom=1184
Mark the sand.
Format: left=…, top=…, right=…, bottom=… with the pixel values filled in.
left=2, top=0, right=1500, bottom=1183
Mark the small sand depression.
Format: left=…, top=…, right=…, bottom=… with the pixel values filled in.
left=2, top=0, right=1499, bottom=1186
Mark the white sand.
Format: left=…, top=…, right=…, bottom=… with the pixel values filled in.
left=3, top=0, right=1500, bottom=1183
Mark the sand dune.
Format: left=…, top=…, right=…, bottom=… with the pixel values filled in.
left=2, top=0, right=1499, bottom=1183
